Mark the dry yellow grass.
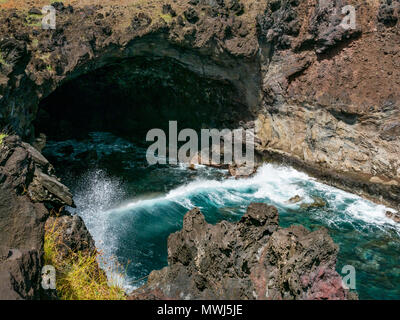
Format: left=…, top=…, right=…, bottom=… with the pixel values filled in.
left=0, top=0, right=265, bottom=38
left=0, top=0, right=170, bottom=10
left=0, top=133, right=7, bottom=144
left=44, top=223, right=126, bottom=300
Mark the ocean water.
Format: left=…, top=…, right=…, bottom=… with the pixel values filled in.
left=44, top=132, right=400, bottom=299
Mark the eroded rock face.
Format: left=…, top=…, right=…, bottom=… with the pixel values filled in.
left=255, top=0, right=400, bottom=209
left=0, top=0, right=398, bottom=209
left=0, top=135, right=74, bottom=211
left=0, top=247, right=41, bottom=300
left=0, top=135, right=91, bottom=299
left=129, top=203, right=356, bottom=300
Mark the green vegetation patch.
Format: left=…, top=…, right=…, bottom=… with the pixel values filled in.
left=0, top=133, right=7, bottom=145
left=44, top=224, right=126, bottom=300
left=160, top=13, right=173, bottom=24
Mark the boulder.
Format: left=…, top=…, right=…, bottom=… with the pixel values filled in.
left=0, top=181, right=48, bottom=251
left=287, top=195, right=303, bottom=204
left=0, top=135, right=74, bottom=208
left=228, top=162, right=257, bottom=178
left=300, top=196, right=326, bottom=210
left=130, top=203, right=356, bottom=300
left=386, top=211, right=400, bottom=223
left=28, top=168, right=75, bottom=208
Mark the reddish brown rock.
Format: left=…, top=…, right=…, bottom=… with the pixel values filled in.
left=130, top=203, right=356, bottom=300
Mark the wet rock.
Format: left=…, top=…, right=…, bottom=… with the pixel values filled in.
left=228, top=162, right=257, bottom=178
left=130, top=203, right=355, bottom=300
left=287, top=194, right=302, bottom=204
left=386, top=211, right=400, bottom=223
left=300, top=196, right=326, bottom=210
left=190, top=149, right=229, bottom=169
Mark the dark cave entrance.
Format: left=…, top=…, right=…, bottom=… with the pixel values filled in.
left=33, top=56, right=252, bottom=186
left=34, top=56, right=251, bottom=143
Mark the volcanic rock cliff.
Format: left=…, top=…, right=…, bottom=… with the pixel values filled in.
left=0, top=0, right=399, bottom=210
left=0, top=135, right=94, bottom=299
left=0, top=0, right=399, bottom=300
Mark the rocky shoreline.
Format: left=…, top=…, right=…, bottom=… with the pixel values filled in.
left=0, top=0, right=399, bottom=300
left=0, top=136, right=358, bottom=299
left=129, top=203, right=358, bottom=300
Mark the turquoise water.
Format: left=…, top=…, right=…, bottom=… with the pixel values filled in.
left=44, top=132, right=400, bottom=300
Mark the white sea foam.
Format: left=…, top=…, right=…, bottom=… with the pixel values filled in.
left=108, top=163, right=397, bottom=231
left=72, top=163, right=399, bottom=293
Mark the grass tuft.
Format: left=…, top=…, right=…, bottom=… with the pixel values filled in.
left=44, top=223, right=126, bottom=300
left=0, top=132, right=7, bottom=145
left=0, top=51, right=8, bottom=66
left=160, top=13, right=173, bottom=24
